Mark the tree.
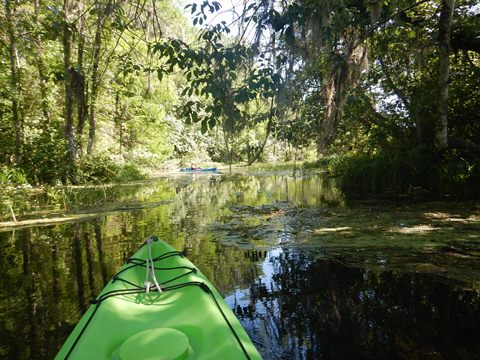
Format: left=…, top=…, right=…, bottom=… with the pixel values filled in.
left=252, top=0, right=373, bottom=155
left=435, top=0, right=455, bottom=150
left=33, top=0, right=51, bottom=128
left=4, top=0, right=23, bottom=164
left=62, top=0, right=78, bottom=180
left=153, top=2, right=280, bottom=168
left=86, top=0, right=114, bottom=155
left=0, top=0, right=196, bottom=183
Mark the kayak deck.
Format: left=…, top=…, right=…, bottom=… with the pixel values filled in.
left=56, top=237, right=261, bottom=360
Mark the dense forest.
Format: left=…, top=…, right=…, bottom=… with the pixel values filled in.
left=0, top=0, right=479, bottom=196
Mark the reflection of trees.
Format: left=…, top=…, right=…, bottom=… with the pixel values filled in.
left=0, top=223, right=118, bottom=359
left=22, top=229, right=37, bottom=358
left=94, top=220, right=108, bottom=284
left=0, top=174, right=356, bottom=359
left=84, top=231, right=95, bottom=296
left=241, top=250, right=480, bottom=360
left=0, top=213, right=267, bottom=359
left=72, top=226, right=86, bottom=313
left=11, top=173, right=478, bottom=359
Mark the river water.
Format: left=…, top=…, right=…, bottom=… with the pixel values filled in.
left=1, top=171, right=479, bottom=359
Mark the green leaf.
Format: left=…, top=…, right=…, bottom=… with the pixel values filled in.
left=201, top=120, right=208, bottom=133
left=192, top=112, right=199, bottom=123
left=208, top=117, right=216, bottom=129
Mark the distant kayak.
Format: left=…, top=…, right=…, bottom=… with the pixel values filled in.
left=180, top=167, right=217, bottom=172
left=56, top=236, right=261, bottom=359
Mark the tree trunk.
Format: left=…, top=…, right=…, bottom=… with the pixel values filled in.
left=5, top=0, right=23, bottom=164
left=114, top=90, right=124, bottom=155
left=246, top=124, right=271, bottom=166
left=435, top=0, right=455, bottom=150
left=33, top=0, right=51, bottom=129
left=317, top=64, right=347, bottom=155
left=317, top=42, right=367, bottom=156
left=76, top=2, right=87, bottom=155
left=222, top=120, right=233, bottom=173
left=247, top=98, right=275, bottom=166
left=87, top=0, right=113, bottom=155
left=63, top=0, right=77, bottom=181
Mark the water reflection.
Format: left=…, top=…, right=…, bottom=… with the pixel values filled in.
left=228, top=249, right=480, bottom=359
left=0, top=172, right=479, bottom=359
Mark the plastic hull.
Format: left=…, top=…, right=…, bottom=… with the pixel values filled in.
left=56, top=239, right=261, bottom=360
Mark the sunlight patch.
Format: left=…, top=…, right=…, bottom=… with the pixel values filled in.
left=467, top=214, right=480, bottom=222
left=424, top=212, right=454, bottom=219
left=389, top=224, right=437, bottom=234
left=424, top=212, right=480, bottom=224
left=314, top=226, right=351, bottom=234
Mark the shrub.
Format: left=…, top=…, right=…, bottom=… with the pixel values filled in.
left=117, top=164, right=146, bottom=182
left=77, top=155, right=145, bottom=183
left=331, top=146, right=480, bottom=198
left=331, top=146, right=437, bottom=194
left=77, top=155, right=119, bottom=183
left=437, top=151, right=480, bottom=198
left=0, top=166, right=29, bottom=187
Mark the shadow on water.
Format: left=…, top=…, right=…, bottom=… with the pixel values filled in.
left=0, top=171, right=479, bottom=359
left=228, top=248, right=480, bottom=359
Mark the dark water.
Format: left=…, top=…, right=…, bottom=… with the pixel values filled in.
left=0, top=172, right=479, bottom=359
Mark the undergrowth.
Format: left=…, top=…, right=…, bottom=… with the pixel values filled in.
left=329, top=146, right=480, bottom=198
left=1, top=155, right=146, bottom=188
left=0, top=166, right=29, bottom=187
left=77, top=155, right=146, bottom=184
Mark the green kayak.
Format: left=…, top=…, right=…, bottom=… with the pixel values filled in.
left=56, top=236, right=261, bottom=360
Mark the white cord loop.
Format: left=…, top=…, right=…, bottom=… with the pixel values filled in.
left=145, top=236, right=162, bottom=293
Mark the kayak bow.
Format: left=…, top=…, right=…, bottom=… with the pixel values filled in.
left=56, top=236, right=261, bottom=360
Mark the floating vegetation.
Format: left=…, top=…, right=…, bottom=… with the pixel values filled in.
left=210, top=198, right=480, bottom=286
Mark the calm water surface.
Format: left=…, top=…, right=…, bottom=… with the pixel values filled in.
left=1, top=171, right=479, bottom=359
